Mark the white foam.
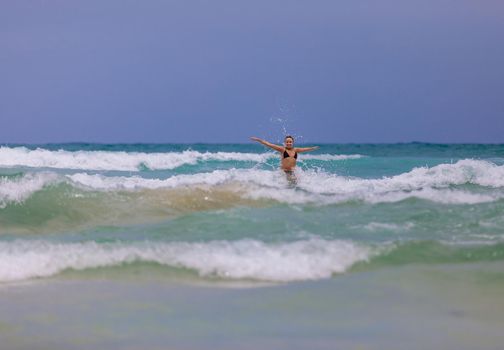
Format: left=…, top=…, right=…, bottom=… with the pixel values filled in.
left=66, top=158, right=504, bottom=193
left=3, top=159, right=504, bottom=206
left=66, top=160, right=504, bottom=204
left=301, top=154, right=364, bottom=161
left=0, top=172, right=60, bottom=208
left=0, top=239, right=372, bottom=283
left=247, top=160, right=504, bottom=204
left=67, top=169, right=280, bottom=190
left=361, top=222, right=415, bottom=232
left=296, top=159, right=504, bottom=195
left=366, top=188, right=498, bottom=204
left=0, top=147, right=271, bottom=171
left=0, top=147, right=359, bottom=171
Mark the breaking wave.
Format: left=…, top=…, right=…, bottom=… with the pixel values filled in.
left=1, top=238, right=503, bottom=283
left=0, top=239, right=371, bottom=283
left=1, top=159, right=503, bottom=208
left=0, top=147, right=362, bottom=171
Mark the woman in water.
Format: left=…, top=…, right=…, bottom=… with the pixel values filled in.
left=250, top=135, right=319, bottom=183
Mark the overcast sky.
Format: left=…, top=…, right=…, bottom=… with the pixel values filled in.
left=1, top=0, right=503, bottom=143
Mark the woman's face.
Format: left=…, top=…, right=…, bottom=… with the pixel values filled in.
left=284, top=138, right=294, bottom=149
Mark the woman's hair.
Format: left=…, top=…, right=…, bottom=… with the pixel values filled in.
left=284, top=135, right=295, bottom=142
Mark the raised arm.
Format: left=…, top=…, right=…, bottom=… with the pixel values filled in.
left=250, top=137, right=284, bottom=152
left=295, top=146, right=319, bottom=153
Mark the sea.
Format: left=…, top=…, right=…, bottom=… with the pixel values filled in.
left=1, top=143, right=504, bottom=349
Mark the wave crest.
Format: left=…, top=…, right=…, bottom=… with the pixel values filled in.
left=0, top=239, right=371, bottom=283
left=0, top=147, right=360, bottom=171
left=1, top=159, right=504, bottom=211
left=0, top=172, right=60, bottom=208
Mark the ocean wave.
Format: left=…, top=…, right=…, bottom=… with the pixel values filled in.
left=0, top=239, right=371, bottom=283
left=67, top=169, right=280, bottom=190
left=1, top=159, right=504, bottom=210
left=297, top=159, right=504, bottom=195
left=0, top=146, right=361, bottom=171
left=63, top=159, right=504, bottom=191
left=364, top=188, right=499, bottom=205
left=65, top=159, right=504, bottom=205
left=0, top=172, right=60, bottom=208
left=1, top=238, right=503, bottom=283
left=300, top=154, right=363, bottom=161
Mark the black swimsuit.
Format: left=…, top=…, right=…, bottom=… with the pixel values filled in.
left=283, top=149, right=297, bottom=159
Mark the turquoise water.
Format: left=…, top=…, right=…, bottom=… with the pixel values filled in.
left=1, top=143, right=504, bottom=284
